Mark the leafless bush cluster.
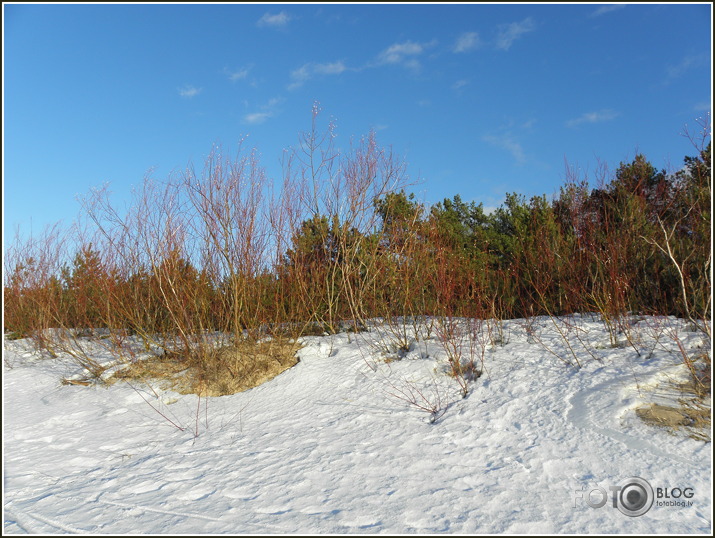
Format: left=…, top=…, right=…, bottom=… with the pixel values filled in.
left=4, top=107, right=710, bottom=400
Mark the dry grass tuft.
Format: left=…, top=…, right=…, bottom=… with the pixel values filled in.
left=110, top=338, right=301, bottom=396
left=689, top=351, right=711, bottom=398
left=636, top=394, right=711, bottom=442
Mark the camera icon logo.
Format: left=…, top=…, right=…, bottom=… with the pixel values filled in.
left=575, top=476, right=655, bottom=517
left=616, top=477, right=654, bottom=517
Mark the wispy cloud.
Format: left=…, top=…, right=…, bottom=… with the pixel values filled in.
left=288, top=61, right=347, bottom=90
left=453, top=32, right=481, bottom=53
left=314, top=62, right=347, bottom=75
left=257, top=11, right=291, bottom=28
left=591, top=4, right=626, bottom=17
left=376, top=39, right=437, bottom=71
left=452, top=79, right=469, bottom=91
left=482, top=133, right=526, bottom=164
left=496, top=17, right=536, bottom=51
left=664, top=55, right=704, bottom=82
left=224, top=66, right=250, bottom=82
left=566, top=109, right=619, bottom=127
left=378, top=41, right=423, bottom=63
left=244, top=111, right=271, bottom=125
left=178, top=85, right=201, bottom=98
left=243, top=97, right=283, bottom=125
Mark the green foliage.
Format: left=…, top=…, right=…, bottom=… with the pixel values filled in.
left=280, top=214, right=370, bottom=332
left=60, top=245, right=109, bottom=328
left=286, top=215, right=347, bottom=268
left=667, top=142, right=711, bottom=319
left=374, top=190, right=425, bottom=251
left=429, top=195, right=490, bottom=255
left=375, top=190, right=422, bottom=229
left=3, top=139, right=710, bottom=344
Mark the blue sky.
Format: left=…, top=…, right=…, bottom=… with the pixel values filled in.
left=3, top=3, right=712, bottom=247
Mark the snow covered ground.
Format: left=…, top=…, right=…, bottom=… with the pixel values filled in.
left=3, top=315, right=712, bottom=534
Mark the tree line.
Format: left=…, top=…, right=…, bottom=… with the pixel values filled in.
left=4, top=111, right=711, bottom=363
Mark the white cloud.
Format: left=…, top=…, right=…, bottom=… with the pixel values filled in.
left=482, top=134, right=526, bottom=164
left=243, top=97, right=283, bottom=125
left=257, top=11, right=291, bottom=28
left=289, top=65, right=311, bottom=89
left=591, top=4, right=626, bottom=17
left=224, top=67, right=250, bottom=82
left=566, top=109, right=619, bottom=127
left=453, top=32, right=480, bottom=53
left=178, top=85, right=201, bottom=98
left=376, top=39, right=436, bottom=70
left=244, top=112, right=272, bottom=125
left=313, top=61, right=347, bottom=76
left=665, top=55, right=701, bottom=81
left=378, top=41, right=424, bottom=64
left=496, top=17, right=536, bottom=51
left=288, top=61, right=347, bottom=90
left=452, top=79, right=469, bottom=90
left=403, top=58, right=421, bottom=71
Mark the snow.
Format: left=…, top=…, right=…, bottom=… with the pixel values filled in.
left=3, top=315, right=712, bottom=534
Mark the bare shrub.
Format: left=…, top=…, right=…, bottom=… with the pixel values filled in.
left=184, top=142, right=270, bottom=341
left=4, top=223, right=70, bottom=354
left=280, top=103, right=413, bottom=337
left=382, top=371, right=450, bottom=424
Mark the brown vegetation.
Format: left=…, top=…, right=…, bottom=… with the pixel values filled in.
left=3, top=107, right=711, bottom=401
left=110, top=338, right=300, bottom=397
